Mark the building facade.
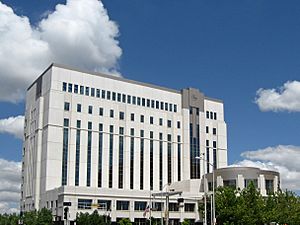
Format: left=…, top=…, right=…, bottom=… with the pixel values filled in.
left=21, top=63, right=227, bottom=223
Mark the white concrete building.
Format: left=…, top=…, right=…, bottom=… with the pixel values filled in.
left=204, top=167, right=280, bottom=196
left=21, top=63, right=228, bottom=224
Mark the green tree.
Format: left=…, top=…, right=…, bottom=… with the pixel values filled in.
left=118, top=218, right=132, bottom=225
left=23, top=210, right=38, bottom=225
left=181, top=218, right=191, bottom=225
left=37, top=208, right=53, bottom=225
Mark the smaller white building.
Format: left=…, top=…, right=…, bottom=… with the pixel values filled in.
left=203, top=167, right=280, bottom=196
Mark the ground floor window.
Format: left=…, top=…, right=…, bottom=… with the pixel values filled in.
left=116, top=201, right=129, bottom=210
left=78, top=199, right=92, bottom=209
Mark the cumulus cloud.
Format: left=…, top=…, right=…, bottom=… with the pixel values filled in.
left=0, top=158, right=21, bottom=214
left=255, top=81, right=300, bottom=112
left=0, top=0, right=122, bottom=103
left=232, top=145, right=300, bottom=191
left=0, top=115, right=24, bottom=139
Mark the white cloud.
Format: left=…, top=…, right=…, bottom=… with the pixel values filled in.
left=232, top=145, right=300, bottom=191
left=0, top=115, right=24, bottom=139
left=0, top=158, right=21, bottom=214
left=255, top=81, right=300, bottom=112
left=0, top=0, right=122, bottom=103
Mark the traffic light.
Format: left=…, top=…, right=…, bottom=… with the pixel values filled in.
left=64, top=207, right=69, bottom=220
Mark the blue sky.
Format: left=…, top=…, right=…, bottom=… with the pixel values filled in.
left=0, top=0, right=300, bottom=212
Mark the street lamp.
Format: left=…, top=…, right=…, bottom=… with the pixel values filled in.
left=195, top=155, right=216, bottom=225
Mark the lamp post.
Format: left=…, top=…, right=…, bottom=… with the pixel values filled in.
left=195, top=155, right=215, bottom=225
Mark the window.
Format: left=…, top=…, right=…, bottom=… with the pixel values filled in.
left=116, top=201, right=129, bottom=210
left=223, top=180, right=236, bottom=188
left=142, top=98, right=145, bottom=106
left=140, top=130, right=144, bottom=190
left=137, top=97, right=141, bottom=105
left=87, top=122, right=92, bottom=186
left=62, top=82, right=67, bottom=91
left=150, top=116, right=154, bottom=124
left=214, top=112, right=217, bottom=120
left=64, top=102, right=70, bottom=111
left=98, top=200, right=111, bottom=210
left=101, top=90, right=105, bottom=99
left=167, top=134, right=172, bottom=184
left=85, top=87, right=89, bottom=96
left=77, top=104, right=82, bottom=112
left=140, top=115, right=144, bottom=123
left=62, top=118, right=69, bottom=186
left=174, top=104, right=177, bottom=112
left=169, top=103, right=173, bottom=112
left=159, top=118, right=163, bottom=126
left=99, top=107, right=103, bottom=116
left=165, top=102, right=168, bottom=111
left=177, top=121, right=180, bottom=129
left=96, top=89, right=100, bottom=98
left=88, top=105, right=93, bottom=114
left=109, top=125, right=114, bottom=188
left=134, top=201, right=147, bottom=211
left=130, top=128, right=134, bottom=189
left=159, top=133, right=163, bottom=190
left=213, top=128, right=217, bottom=135
left=78, top=199, right=92, bottom=209
left=74, top=84, right=78, bottom=93
left=244, top=179, right=258, bottom=188
left=127, top=95, right=131, bottom=104
left=167, top=120, right=172, bottom=128
left=131, top=113, right=135, bottom=121
left=151, top=100, right=155, bottom=108
left=91, top=88, right=95, bottom=97
left=107, top=91, right=111, bottom=100
left=169, top=203, right=179, bottom=211
left=160, top=102, right=164, bottom=110
left=147, top=99, right=150, bottom=107
left=184, top=203, right=195, bottom=212
left=68, top=83, right=72, bottom=93
left=112, top=92, right=116, bottom=101
left=206, top=111, right=209, bottom=119
left=80, top=86, right=84, bottom=95
left=122, top=94, right=126, bottom=103
left=119, top=111, right=124, bottom=120
left=75, top=120, right=81, bottom=186
left=118, top=127, right=124, bottom=189
left=206, top=126, right=209, bottom=133
left=156, top=101, right=159, bottom=109
left=98, top=124, right=103, bottom=188
left=110, top=109, right=114, bottom=118
left=117, top=93, right=121, bottom=102
left=210, top=111, right=213, bottom=119
left=132, top=96, right=136, bottom=104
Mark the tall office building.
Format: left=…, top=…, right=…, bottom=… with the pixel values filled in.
left=21, top=63, right=227, bottom=224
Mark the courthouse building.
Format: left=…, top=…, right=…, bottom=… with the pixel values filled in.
left=21, top=63, right=228, bottom=223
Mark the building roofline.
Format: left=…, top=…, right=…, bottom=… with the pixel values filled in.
left=27, top=63, right=224, bottom=103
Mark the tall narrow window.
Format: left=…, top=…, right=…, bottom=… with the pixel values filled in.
left=64, top=102, right=70, bottom=111
left=68, top=83, right=72, bottom=93
left=62, top=118, right=69, bottom=186
left=85, top=87, right=89, bottom=96
left=131, top=113, right=135, bottom=121
left=214, top=112, right=217, bottom=120
left=77, top=104, right=82, bottom=113
left=159, top=133, right=163, bottom=190
left=140, top=130, right=144, bottom=190
left=87, top=122, right=92, bottom=187
left=167, top=134, right=172, bottom=184
left=130, top=128, right=134, bottom=189
left=88, top=105, right=93, bottom=114
left=150, top=131, right=154, bottom=190
left=177, top=135, right=181, bottom=181
left=213, top=141, right=217, bottom=169
left=80, top=86, right=84, bottom=95
left=62, top=82, right=67, bottom=91
left=98, top=124, right=103, bottom=187
left=118, top=127, right=124, bottom=189
left=75, top=120, right=81, bottom=186
left=206, top=140, right=210, bottom=173
left=91, top=88, right=95, bottom=97
left=109, top=125, right=114, bottom=188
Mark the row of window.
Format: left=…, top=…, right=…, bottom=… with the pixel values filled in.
left=62, top=82, right=178, bottom=113
left=64, top=102, right=180, bottom=128
left=77, top=199, right=195, bottom=212
left=63, top=119, right=181, bottom=189
left=206, top=111, right=217, bottom=120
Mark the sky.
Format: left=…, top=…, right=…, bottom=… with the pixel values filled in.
left=0, top=0, right=300, bottom=213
